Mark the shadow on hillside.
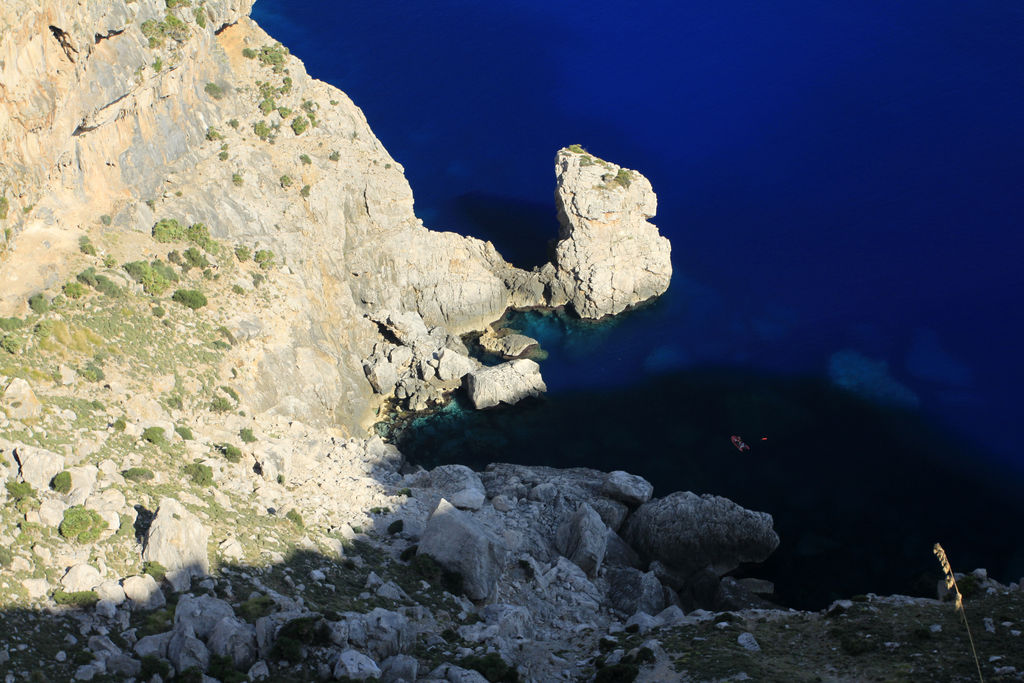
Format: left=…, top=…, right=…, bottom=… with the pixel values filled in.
left=0, top=533, right=456, bottom=683
left=384, top=365, right=1024, bottom=610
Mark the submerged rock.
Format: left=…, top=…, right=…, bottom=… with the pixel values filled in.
left=548, top=147, right=672, bottom=319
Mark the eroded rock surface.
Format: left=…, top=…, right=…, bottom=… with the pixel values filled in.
left=548, top=147, right=672, bottom=319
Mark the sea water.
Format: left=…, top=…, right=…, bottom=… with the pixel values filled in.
left=252, top=0, right=1024, bottom=608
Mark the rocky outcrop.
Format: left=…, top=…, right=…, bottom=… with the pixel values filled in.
left=547, top=147, right=672, bottom=319
left=623, top=491, right=780, bottom=577
left=554, top=503, right=607, bottom=576
left=142, top=497, right=211, bottom=591
left=464, top=359, right=546, bottom=409
left=2, top=378, right=42, bottom=420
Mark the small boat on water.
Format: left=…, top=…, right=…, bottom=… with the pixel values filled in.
left=730, top=435, right=750, bottom=452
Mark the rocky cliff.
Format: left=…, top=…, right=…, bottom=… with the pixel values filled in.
left=5, top=3, right=1008, bottom=683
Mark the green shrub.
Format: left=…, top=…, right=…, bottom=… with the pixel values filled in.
left=6, top=481, right=35, bottom=502
left=183, top=247, right=209, bottom=269
left=231, top=284, right=245, bottom=295
left=277, top=106, right=292, bottom=118
left=254, top=249, right=274, bottom=270
left=300, top=184, right=310, bottom=198
left=80, top=363, right=105, bottom=383
left=63, top=281, right=87, bottom=299
left=237, top=595, right=275, bottom=622
left=387, top=519, right=404, bottom=534
left=183, top=462, right=213, bottom=486
left=141, top=426, right=166, bottom=445
left=143, top=560, right=168, bottom=582
left=94, top=275, right=121, bottom=297
left=175, top=425, right=194, bottom=440
left=0, top=196, right=8, bottom=220
left=1, top=335, right=21, bottom=354
left=123, top=261, right=170, bottom=295
left=285, top=509, right=303, bottom=528
left=239, top=428, right=256, bottom=443
left=220, top=385, right=239, bottom=402
left=253, top=120, right=271, bottom=140
left=216, top=443, right=242, bottom=463
left=59, top=506, right=108, bottom=543
left=290, top=116, right=309, bottom=135
left=219, top=151, right=229, bottom=161
left=193, top=7, right=207, bottom=28
left=0, top=316, right=23, bottom=331
left=151, top=306, right=166, bottom=319
left=458, top=653, right=520, bottom=683
left=232, top=172, right=244, bottom=186
left=411, top=553, right=464, bottom=595
left=279, top=175, right=292, bottom=188
left=51, top=471, right=72, bottom=494
left=28, top=293, right=49, bottom=314
left=0, top=547, right=12, bottom=568
left=228, top=118, right=239, bottom=129
left=206, top=127, right=223, bottom=141
left=299, top=154, right=311, bottom=165
left=259, top=97, right=276, bottom=115
left=257, top=42, right=289, bottom=72
left=251, top=272, right=265, bottom=287
left=172, top=288, right=207, bottom=309
left=210, top=395, right=232, bottom=412
left=52, top=590, right=100, bottom=608
left=112, top=417, right=127, bottom=432
left=397, top=487, right=412, bottom=497
left=613, top=168, right=633, bottom=188
left=328, top=151, right=340, bottom=161
left=204, top=82, right=225, bottom=100
left=242, top=47, right=257, bottom=59
left=568, top=144, right=586, bottom=153
left=152, top=218, right=186, bottom=242
left=77, top=267, right=98, bottom=287
left=153, top=57, right=163, bottom=72
left=79, top=236, right=97, bottom=256
left=122, top=467, right=154, bottom=482
left=277, top=474, right=285, bottom=485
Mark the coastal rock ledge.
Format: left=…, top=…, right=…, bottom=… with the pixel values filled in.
left=547, top=146, right=673, bottom=319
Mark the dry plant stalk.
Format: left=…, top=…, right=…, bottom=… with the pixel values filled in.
left=933, top=543, right=984, bottom=682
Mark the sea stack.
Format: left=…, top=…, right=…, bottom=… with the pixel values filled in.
left=548, top=146, right=673, bottom=319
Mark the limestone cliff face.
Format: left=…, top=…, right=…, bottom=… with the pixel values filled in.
left=550, top=147, right=672, bottom=319
left=0, top=0, right=534, bottom=433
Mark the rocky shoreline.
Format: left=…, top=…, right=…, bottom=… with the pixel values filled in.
left=1, top=0, right=1022, bottom=681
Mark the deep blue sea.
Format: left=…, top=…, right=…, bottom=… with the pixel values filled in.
left=253, top=0, right=1024, bottom=607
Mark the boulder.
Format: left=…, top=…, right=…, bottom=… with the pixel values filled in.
left=2, top=378, right=42, bottom=420
left=606, top=567, right=665, bottom=616
left=333, top=649, right=381, bottom=681
left=208, top=616, right=258, bottom=669
left=602, top=470, right=654, bottom=506
left=380, top=654, right=419, bottom=683
left=418, top=499, right=506, bottom=601
left=38, top=498, right=66, bottom=527
left=14, top=445, right=64, bottom=491
left=142, top=497, right=211, bottom=591
left=167, top=625, right=209, bottom=674
left=478, top=330, right=541, bottom=359
left=554, top=503, right=607, bottom=576
left=134, top=632, right=172, bottom=659
left=363, top=355, right=399, bottom=395
left=436, top=348, right=478, bottom=381
left=174, top=594, right=235, bottom=639
left=548, top=147, right=672, bottom=319
left=362, top=608, right=411, bottom=659
left=464, top=359, right=546, bottom=409
left=623, top=491, right=779, bottom=577
left=122, top=574, right=166, bottom=610
left=61, top=564, right=101, bottom=592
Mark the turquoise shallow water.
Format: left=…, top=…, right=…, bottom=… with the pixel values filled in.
left=253, top=0, right=1024, bottom=607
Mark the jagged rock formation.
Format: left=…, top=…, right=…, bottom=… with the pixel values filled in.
left=547, top=147, right=673, bottom=319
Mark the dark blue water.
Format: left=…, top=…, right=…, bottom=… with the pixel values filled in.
left=253, top=0, right=1024, bottom=606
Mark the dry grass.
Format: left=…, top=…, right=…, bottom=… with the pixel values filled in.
left=934, top=542, right=984, bottom=682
